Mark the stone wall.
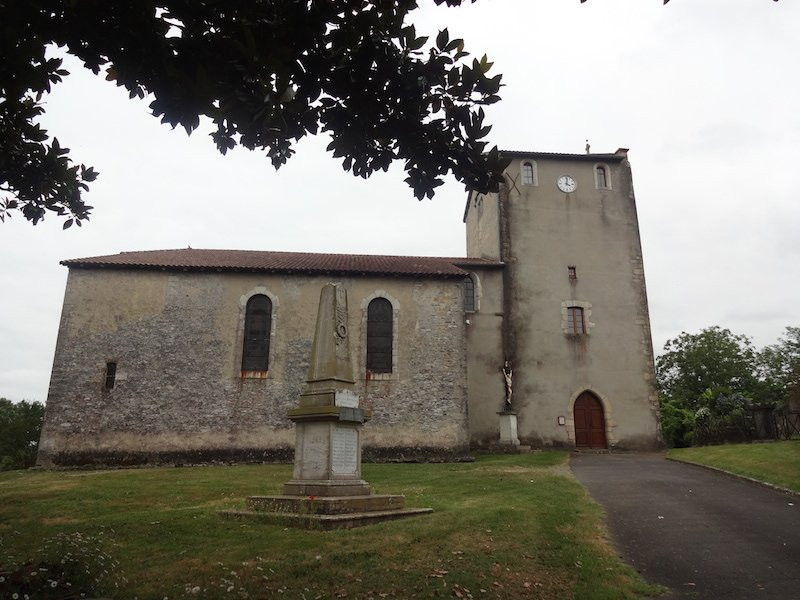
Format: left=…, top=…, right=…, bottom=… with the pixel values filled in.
left=463, top=267, right=506, bottom=445
left=38, top=270, right=469, bottom=467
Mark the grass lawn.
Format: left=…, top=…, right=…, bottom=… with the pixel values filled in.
left=0, top=452, right=661, bottom=599
left=668, top=440, right=800, bottom=493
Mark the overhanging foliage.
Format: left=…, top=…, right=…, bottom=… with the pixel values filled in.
left=1, top=0, right=510, bottom=226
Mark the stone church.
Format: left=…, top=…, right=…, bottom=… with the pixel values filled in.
left=37, top=149, right=662, bottom=467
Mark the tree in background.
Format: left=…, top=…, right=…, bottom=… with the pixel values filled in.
left=657, top=325, right=799, bottom=446
left=656, top=327, right=760, bottom=447
left=1, top=0, right=508, bottom=227
left=0, top=398, right=45, bottom=470
left=657, top=326, right=759, bottom=410
left=759, top=326, right=800, bottom=409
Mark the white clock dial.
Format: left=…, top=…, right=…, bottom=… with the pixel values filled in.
left=557, top=175, right=577, bottom=193
left=557, top=175, right=578, bottom=194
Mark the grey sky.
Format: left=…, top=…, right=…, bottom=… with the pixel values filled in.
left=1, top=0, right=798, bottom=402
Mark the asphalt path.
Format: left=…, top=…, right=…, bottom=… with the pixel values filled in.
left=570, top=453, right=800, bottom=600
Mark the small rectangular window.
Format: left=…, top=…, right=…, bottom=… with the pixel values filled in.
left=566, top=307, right=585, bottom=334
left=104, top=362, right=117, bottom=389
left=568, top=266, right=577, bottom=280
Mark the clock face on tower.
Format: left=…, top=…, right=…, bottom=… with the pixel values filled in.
left=557, top=175, right=577, bottom=193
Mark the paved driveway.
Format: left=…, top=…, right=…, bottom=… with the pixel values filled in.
left=570, top=453, right=800, bottom=600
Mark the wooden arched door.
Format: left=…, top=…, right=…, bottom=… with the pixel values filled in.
left=574, top=392, right=607, bottom=449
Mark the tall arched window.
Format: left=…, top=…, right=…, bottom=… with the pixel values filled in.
left=463, top=276, right=475, bottom=312
left=242, top=294, right=272, bottom=372
left=367, top=298, right=393, bottom=373
left=521, top=161, right=536, bottom=185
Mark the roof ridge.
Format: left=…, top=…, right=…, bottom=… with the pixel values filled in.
left=105, top=248, right=494, bottom=262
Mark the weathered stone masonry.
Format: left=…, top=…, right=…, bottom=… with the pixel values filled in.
left=38, top=267, right=470, bottom=467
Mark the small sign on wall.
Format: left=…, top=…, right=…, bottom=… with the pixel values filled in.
left=558, top=416, right=566, bottom=426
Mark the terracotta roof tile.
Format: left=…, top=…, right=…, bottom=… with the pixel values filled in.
left=61, top=249, right=503, bottom=278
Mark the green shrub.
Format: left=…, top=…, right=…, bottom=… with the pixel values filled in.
left=660, top=399, right=695, bottom=447
left=0, top=398, right=45, bottom=470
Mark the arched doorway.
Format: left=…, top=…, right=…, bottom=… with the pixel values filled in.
left=574, top=391, right=607, bottom=449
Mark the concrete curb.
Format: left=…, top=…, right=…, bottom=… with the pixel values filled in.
left=665, top=456, right=800, bottom=498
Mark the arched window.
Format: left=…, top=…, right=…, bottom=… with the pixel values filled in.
left=463, top=276, right=475, bottom=312
left=521, top=161, right=536, bottom=185
left=367, top=298, right=393, bottom=373
left=242, top=295, right=272, bottom=372
left=595, top=165, right=609, bottom=189
left=566, top=306, right=585, bottom=335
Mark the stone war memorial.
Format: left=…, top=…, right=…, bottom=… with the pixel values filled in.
left=221, top=283, right=432, bottom=528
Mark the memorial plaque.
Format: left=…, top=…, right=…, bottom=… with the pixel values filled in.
left=335, top=389, right=359, bottom=408
left=331, top=426, right=358, bottom=474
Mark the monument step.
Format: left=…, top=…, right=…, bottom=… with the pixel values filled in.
left=246, top=494, right=406, bottom=515
left=282, top=480, right=371, bottom=497
left=219, top=507, right=433, bottom=530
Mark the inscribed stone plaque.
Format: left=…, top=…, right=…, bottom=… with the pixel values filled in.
left=334, top=389, right=359, bottom=408
left=331, top=426, right=358, bottom=475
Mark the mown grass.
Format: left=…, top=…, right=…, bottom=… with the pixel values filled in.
left=0, top=452, right=661, bottom=599
left=668, top=440, right=800, bottom=493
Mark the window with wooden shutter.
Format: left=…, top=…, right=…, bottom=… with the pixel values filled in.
left=242, top=295, right=272, bottom=372
left=367, top=298, right=393, bottom=373
left=566, top=306, right=585, bottom=335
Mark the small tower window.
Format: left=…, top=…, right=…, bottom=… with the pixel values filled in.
left=521, top=161, right=536, bottom=186
left=595, top=165, right=609, bottom=189
left=104, top=362, right=117, bottom=389
left=568, top=266, right=577, bottom=280
left=463, top=277, right=475, bottom=312
left=566, top=307, right=586, bottom=334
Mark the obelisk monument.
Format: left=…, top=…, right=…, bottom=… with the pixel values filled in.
left=283, top=282, right=371, bottom=496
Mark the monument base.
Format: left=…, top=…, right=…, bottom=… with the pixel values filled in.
left=498, top=411, right=520, bottom=446
left=220, top=493, right=432, bottom=529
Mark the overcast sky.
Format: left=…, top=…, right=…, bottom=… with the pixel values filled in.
left=1, top=0, right=798, bottom=403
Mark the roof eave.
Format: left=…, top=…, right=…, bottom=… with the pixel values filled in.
left=61, top=261, right=469, bottom=279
